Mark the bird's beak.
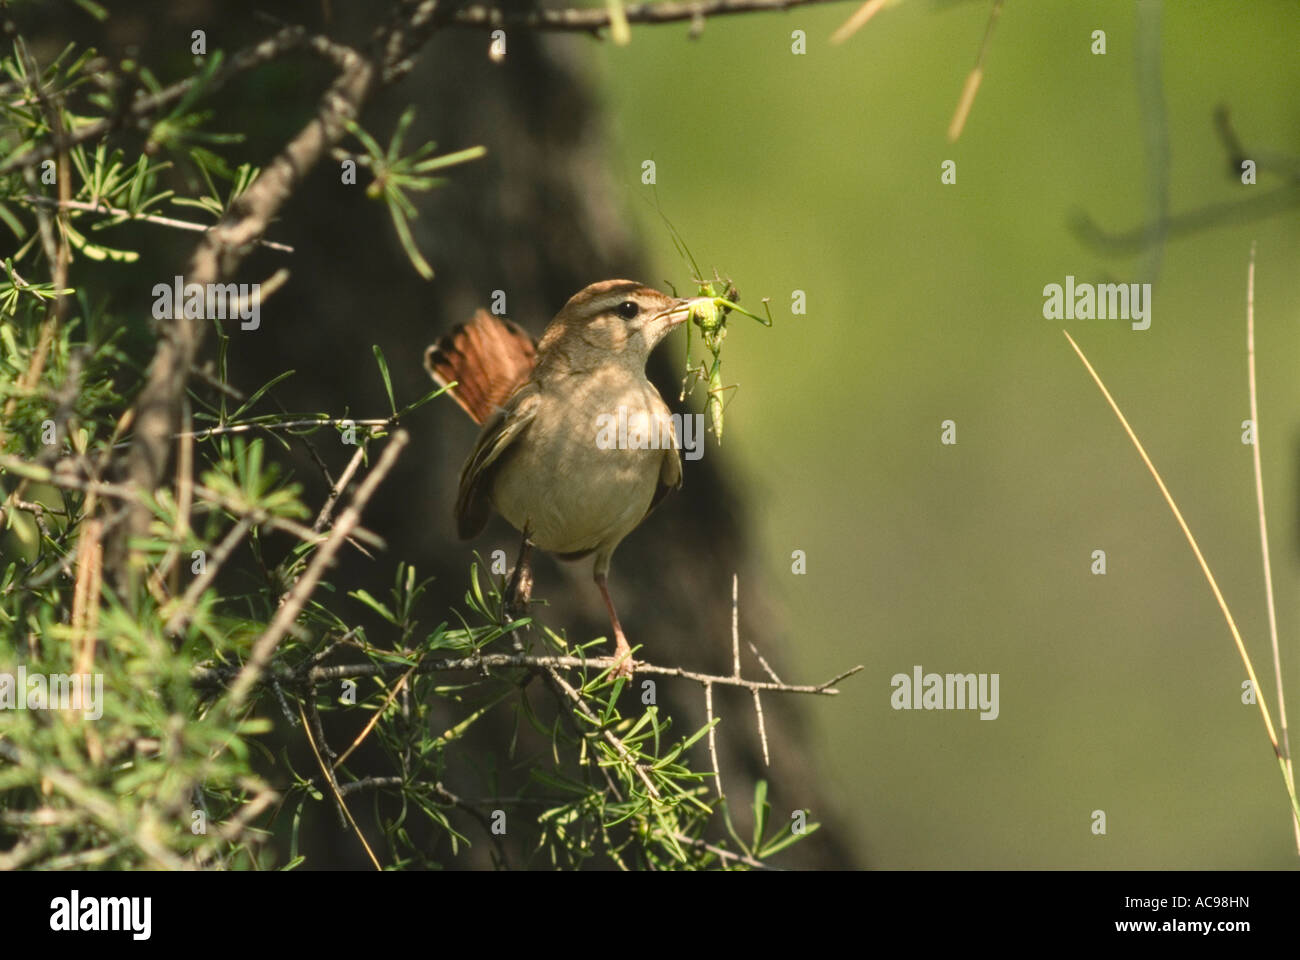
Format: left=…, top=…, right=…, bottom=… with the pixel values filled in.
left=663, top=298, right=694, bottom=327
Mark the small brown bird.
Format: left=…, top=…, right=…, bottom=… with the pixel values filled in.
left=426, top=280, right=691, bottom=676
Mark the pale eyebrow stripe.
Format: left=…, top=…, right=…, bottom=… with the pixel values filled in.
left=588, top=288, right=649, bottom=314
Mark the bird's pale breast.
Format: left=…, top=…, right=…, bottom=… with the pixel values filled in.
left=489, top=367, right=674, bottom=557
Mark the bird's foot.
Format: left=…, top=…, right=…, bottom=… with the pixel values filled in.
left=609, top=635, right=635, bottom=680
left=503, top=562, right=533, bottom=622
left=503, top=531, right=534, bottom=624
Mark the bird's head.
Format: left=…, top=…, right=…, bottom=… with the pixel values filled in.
left=539, top=279, right=690, bottom=370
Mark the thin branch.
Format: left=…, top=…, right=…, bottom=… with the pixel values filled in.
left=227, top=430, right=408, bottom=710
left=830, top=0, right=888, bottom=46
left=751, top=687, right=770, bottom=767
left=1074, top=100, right=1300, bottom=256
left=1064, top=330, right=1300, bottom=828
left=0, top=495, right=77, bottom=585
left=0, top=455, right=383, bottom=554
left=16, top=196, right=294, bottom=252
left=946, top=0, right=1003, bottom=143
left=448, top=0, right=855, bottom=33
left=730, top=573, right=740, bottom=678
left=0, top=24, right=324, bottom=175
left=189, top=483, right=383, bottom=549
left=746, top=638, right=784, bottom=684
left=111, top=416, right=390, bottom=452
left=1244, top=242, right=1298, bottom=851
left=705, top=681, right=722, bottom=797
left=148, top=396, right=195, bottom=598
left=337, top=776, right=404, bottom=797
left=673, top=831, right=770, bottom=869
left=816, top=664, right=866, bottom=690
left=534, top=666, right=626, bottom=804
left=313, top=441, right=370, bottom=533
left=3, top=497, right=52, bottom=539
left=0, top=454, right=135, bottom=500
left=163, top=516, right=253, bottom=635
left=303, top=695, right=346, bottom=830
left=332, top=661, right=418, bottom=769
left=730, top=574, right=769, bottom=765
left=297, top=701, right=381, bottom=870
left=181, top=417, right=391, bottom=442
left=296, top=653, right=862, bottom=695
left=0, top=457, right=376, bottom=547
left=545, top=666, right=662, bottom=802
left=70, top=518, right=103, bottom=678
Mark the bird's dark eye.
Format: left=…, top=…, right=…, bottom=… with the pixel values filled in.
left=616, top=300, right=640, bottom=320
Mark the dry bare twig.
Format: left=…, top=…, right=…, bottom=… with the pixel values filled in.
left=449, top=0, right=854, bottom=34
left=295, top=653, right=862, bottom=694
left=1243, top=242, right=1298, bottom=852
left=227, top=430, right=409, bottom=709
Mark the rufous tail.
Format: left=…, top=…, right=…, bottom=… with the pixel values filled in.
left=424, top=309, right=538, bottom=425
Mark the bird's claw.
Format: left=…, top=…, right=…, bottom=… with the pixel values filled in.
left=610, top=638, right=635, bottom=681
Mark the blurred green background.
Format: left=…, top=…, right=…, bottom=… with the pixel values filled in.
left=581, top=0, right=1300, bottom=866
left=16, top=0, right=1297, bottom=870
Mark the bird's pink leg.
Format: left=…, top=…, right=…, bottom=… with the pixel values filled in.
left=594, top=572, right=634, bottom=679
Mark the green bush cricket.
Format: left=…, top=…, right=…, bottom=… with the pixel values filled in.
left=654, top=198, right=772, bottom=443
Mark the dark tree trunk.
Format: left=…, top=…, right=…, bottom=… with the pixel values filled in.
left=55, top=0, right=860, bottom=868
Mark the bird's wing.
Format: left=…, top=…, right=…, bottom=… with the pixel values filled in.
left=455, top=382, right=540, bottom=539
left=646, top=427, right=683, bottom=518
left=425, top=309, right=538, bottom=425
